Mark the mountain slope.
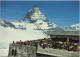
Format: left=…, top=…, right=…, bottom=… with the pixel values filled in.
left=23, top=5, right=46, bottom=21
left=22, top=5, right=57, bottom=29
left=70, top=23, right=80, bottom=31
left=0, top=20, right=16, bottom=28
left=0, top=5, right=79, bottom=31
left=0, top=5, right=57, bottom=30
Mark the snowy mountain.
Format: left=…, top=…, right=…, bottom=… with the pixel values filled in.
left=23, top=5, right=56, bottom=29
left=0, top=5, right=79, bottom=31
left=59, top=26, right=76, bottom=31
left=60, top=24, right=80, bottom=31
left=48, top=25, right=80, bottom=31
left=0, top=5, right=57, bottom=30
left=0, top=20, right=16, bottom=28
left=70, top=23, right=80, bottom=31
left=23, top=5, right=46, bottom=21
left=22, top=5, right=57, bottom=29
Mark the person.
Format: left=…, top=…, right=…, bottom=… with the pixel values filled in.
left=26, top=41, right=30, bottom=46
left=14, top=49, right=17, bottom=56
left=43, top=43, right=46, bottom=49
left=12, top=41, right=15, bottom=46
left=11, top=49, right=17, bottom=56
left=22, top=42, right=24, bottom=45
left=65, top=42, right=70, bottom=50
left=30, top=41, right=33, bottom=46
left=17, top=41, right=20, bottom=44
left=13, top=41, right=14, bottom=44
left=40, top=40, right=42, bottom=47
left=20, top=40, right=22, bottom=46
left=35, top=41, right=38, bottom=53
left=73, top=43, right=78, bottom=51
left=12, top=49, right=14, bottom=56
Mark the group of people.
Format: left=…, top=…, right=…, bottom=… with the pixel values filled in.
left=13, top=38, right=79, bottom=52
left=15, top=40, right=38, bottom=47
left=14, top=40, right=38, bottom=53
left=38, top=38, right=79, bottom=51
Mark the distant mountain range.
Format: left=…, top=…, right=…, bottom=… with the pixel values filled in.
left=0, top=5, right=80, bottom=31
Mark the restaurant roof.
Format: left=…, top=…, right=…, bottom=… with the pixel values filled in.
left=45, top=31, right=80, bottom=36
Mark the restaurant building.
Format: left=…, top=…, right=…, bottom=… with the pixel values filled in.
left=45, top=31, right=79, bottom=43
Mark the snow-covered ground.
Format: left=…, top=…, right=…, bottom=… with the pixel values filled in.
left=0, top=25, right=79, bottom=57
left=0, top=26, right=47, bottom=57
left=0, top=48, right=8, bottom=57
left=37, top=47, right=79, bottom=57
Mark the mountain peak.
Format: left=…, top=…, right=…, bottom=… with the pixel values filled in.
left=23, top=5, right=46, bottom=21
left=33, top=4, right=38, bottom=8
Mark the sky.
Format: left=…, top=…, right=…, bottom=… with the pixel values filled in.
left=0, top=1, right=79, bottom=26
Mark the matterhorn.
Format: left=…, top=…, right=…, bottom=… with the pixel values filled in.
left=24, top=5, right=46, bottom=21
left=0, top=5, right=57, bottom=30
left=22, top=5, right=57, bottom=30
left=0, top=5, right=79, bottom=31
